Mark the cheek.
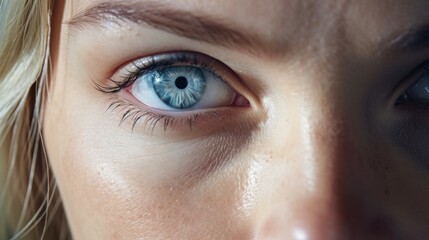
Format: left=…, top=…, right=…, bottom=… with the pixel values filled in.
left=47, top=135, right=253, bottom=239
left=43, top=81, right=256, bottom=239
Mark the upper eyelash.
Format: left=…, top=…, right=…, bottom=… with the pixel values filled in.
left=94, top=52, right=223, bottom=94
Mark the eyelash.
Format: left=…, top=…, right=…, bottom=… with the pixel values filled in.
left=95, top=52, right=230, bottom=132
left=95, top=52, right=222, bottom=93
left=105, top=97, right=223, bottom=133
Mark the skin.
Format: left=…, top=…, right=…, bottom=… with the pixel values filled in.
left=44, top=0, right=429, bottom=239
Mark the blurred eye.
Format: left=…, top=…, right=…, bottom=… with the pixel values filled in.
left=397, top=69, right=429, bottom=105
left=131, top=65, right=236, bottom=110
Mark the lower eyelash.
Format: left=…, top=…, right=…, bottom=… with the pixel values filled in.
left=106, top=97, right=218, bottom=133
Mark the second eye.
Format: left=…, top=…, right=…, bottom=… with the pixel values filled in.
left=131, top=65, right=238, bottom=111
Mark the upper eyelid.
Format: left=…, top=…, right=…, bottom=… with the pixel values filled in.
left=387, top=61, right=429, bottom=105
left=94, top=51, right=263, bottom=112
left=102, top=51, right=240, bottom=93
left=401, top=62, right=429, bottom=89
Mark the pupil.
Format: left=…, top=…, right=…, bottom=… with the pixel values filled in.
left=175, top=76, right=188, bottom=89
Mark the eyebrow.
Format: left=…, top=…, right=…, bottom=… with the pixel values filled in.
left=66, top=1, right=270, bottom=57
left=388, top=24, right=429, bottom=52
left=67, top=1, right=429, bottom=56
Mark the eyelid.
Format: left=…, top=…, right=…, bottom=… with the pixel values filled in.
left=107, top=93, right=253, bottom=136
left=95, top=51, right=262, bottom=134
left=389, top=61, right=429, bottom=106
left=101, top=51, right=259, bottom=108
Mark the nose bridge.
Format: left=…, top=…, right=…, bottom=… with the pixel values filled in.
left=253, top=71, right=371, bottom=239
left=255, top=118, right=361, bottom=240
left=278, top=91, right=357, bottom=206
left=297, top=93, right=353, bottom=192
left=270, top=67, right=358, bottom=195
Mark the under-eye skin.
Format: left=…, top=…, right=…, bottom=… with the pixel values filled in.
left=95, top=52, right=250, bottom=132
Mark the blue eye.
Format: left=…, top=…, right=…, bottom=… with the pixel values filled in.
left=96, top=52, right=251, bottom=131
left=131, top=65, right=236, bottom=111
left=151, top=66, right=207, bottom=109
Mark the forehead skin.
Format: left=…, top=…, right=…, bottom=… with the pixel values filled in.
left=70, top=0, right=429, bottom=58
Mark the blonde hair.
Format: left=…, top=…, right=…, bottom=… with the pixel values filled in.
left=0, top=0, right=69, bottom=239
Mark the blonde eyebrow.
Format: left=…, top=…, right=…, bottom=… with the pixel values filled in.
left=66, top=1, right=429, bottom=58
left=66, top=1, right=275, bottom=57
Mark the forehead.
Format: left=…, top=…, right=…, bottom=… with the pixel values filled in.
left=70, top=0, right=428, bottom=27
left=69, top=0, right=429, bottom=56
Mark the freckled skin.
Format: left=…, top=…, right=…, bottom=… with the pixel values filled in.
left=44, top=0, right=429, bottom=239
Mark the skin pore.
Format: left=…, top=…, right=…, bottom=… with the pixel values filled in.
left=44, top=0, right=429, bottom=239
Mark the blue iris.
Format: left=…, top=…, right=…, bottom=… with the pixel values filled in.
left=151, top=66, right=207, bottom=109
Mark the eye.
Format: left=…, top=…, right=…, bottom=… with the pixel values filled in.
left=131, top=65, right=237, bottom=110
left=396, top=68, right=429, bottom=105
left=96, top=52, right=251, bottom=132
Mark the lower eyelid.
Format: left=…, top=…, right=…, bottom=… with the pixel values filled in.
left=122, top=89, right=220, bottom=116
left=105, top=93, right=254, bottom=137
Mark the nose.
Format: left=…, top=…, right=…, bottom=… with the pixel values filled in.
left=252, top=94, right=395, bottom=239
